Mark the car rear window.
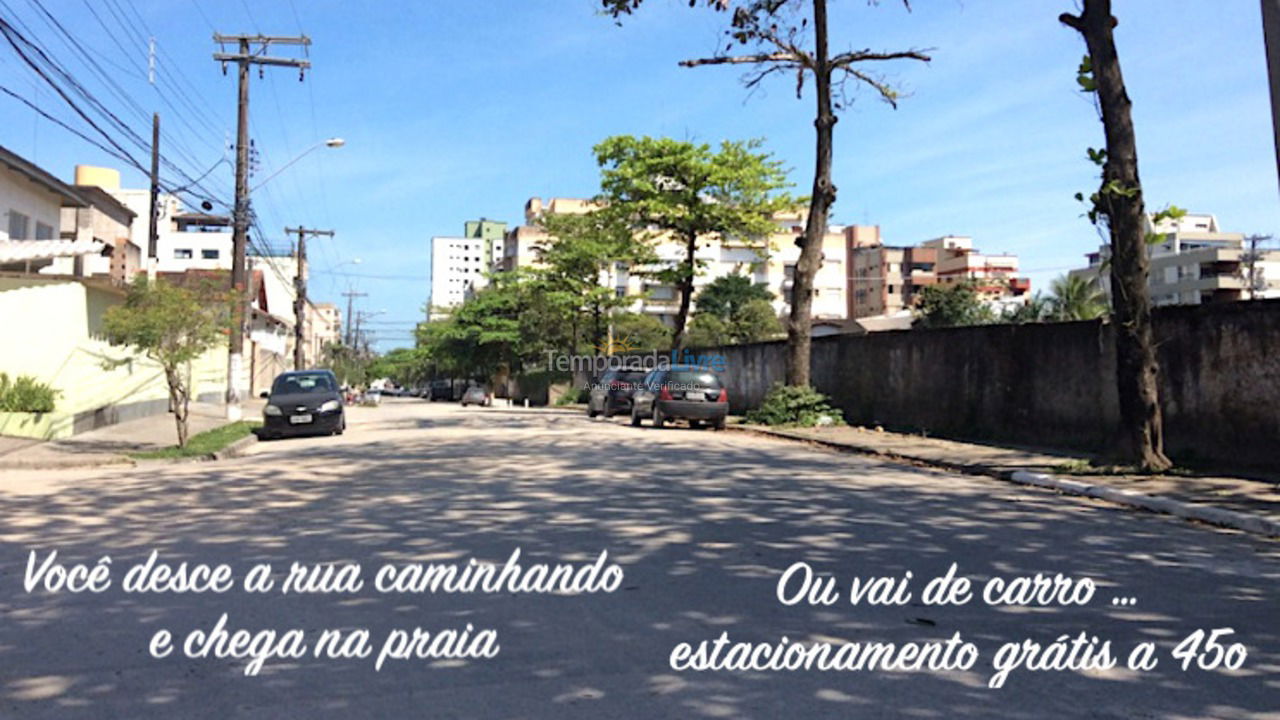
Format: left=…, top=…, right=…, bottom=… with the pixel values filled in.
left=665, top=370, right=722, bottom=389
left=273, top=373, right=335, bottom=394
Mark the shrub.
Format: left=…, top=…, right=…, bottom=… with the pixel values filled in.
left=745, top=384, right=843, bottom=428
left=0, top=373, right=59, bottom=413
left=554, top=386, right=589, bottom=405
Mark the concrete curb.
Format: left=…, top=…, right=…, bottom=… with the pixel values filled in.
left=213, top=433, right=258, bottom=460
left=0, top=454, right=135, bottom=470
left=732, top=425, right=1280, bottom=539
left=1006, top=470, right=1280, bottom=538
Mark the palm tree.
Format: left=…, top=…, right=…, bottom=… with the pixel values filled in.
left=1003, top=292, right=1052, bottom=324
left=1048, top=274, right=1109, bottom=321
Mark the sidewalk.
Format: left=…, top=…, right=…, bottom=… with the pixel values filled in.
left=731, top=422, right=1280, bottom=538
left=0, top=400, right=263, bottom=469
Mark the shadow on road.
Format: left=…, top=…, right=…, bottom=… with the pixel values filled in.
left=1, top=408, right=1277, bottom=718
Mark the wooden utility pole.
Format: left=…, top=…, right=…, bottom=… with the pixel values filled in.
left=1263, top=0, right=1280, bottom=194
left=212, top=33, right=310, bottom=420
left=286, top=225, right=334, bottom=370
left=342, top=290, right=366, bottom=346
left=148, top=113, right=160, bottom=263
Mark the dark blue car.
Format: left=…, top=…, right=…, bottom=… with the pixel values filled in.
left=260, top=370, right=346, bottom=439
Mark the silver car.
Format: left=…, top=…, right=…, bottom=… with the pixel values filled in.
left=630, top=365, right=729, bottom=429
left=460, top=385, right=492, bottom=407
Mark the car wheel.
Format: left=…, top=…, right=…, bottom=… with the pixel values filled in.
left=588, top=402, right=598, bottom=418
left=630, top=408, right=642, bottom=427
left=653, top=406, right=666, bottom=429
left=713, top=417, right=726, bottom=431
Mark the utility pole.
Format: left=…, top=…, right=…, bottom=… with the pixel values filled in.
left=343, top=290, right=366, bottom=346
left=286, top=226, right=334, bottom=370
left=1264, top=0, right=1280, bottom=195
left=148, top=113, right=160, bottom=265
left=213, top=33, right=311, bottom=420
left=1243, top=234, right=1272, bottom=300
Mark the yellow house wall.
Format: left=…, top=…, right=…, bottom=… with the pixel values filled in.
left=0, top=276, right=226, bottom=439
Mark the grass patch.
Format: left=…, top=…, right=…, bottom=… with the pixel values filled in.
left=131, top=420, right=262, bottom=459
left=1051, top=458, right=1192, bottom=477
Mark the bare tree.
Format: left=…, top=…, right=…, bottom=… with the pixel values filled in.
left=604, top=0, right=930, bottom=386
left=1061, top=1, right=1172, bottom=472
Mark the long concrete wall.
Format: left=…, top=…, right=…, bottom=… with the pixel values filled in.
left=708, top=299, right=1280, bottom=472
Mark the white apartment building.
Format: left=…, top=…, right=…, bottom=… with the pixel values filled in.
left=1070, top=212, right=1280, bottom=306
left=430, top=219, right=509, bottom=318
left=429, top=235, right=489, bottom=317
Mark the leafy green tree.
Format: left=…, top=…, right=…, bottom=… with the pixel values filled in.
left=602, top=0, right=930, bottom=386
left=694, top=273, right=773, bottom=319
left=1002, top=292, right=1052, bottom=324
left=323, top=342, right=372, bottom=388
left=102, top=277, right=230, bottom=447
left=688, top=297, right=782, bottom=346
left=368, top=346, right=431, bottom=387
left=1062, top=0, right=1171, bottom=471
left=913, top=281, right=996, bottom=329
left=1048, top=274, right=1108, bottom=321
left=418, top=270, right=576, bottom=384
left=537, top=209, right=656, bottom=354
left=609, top=312, right=672, bottom=351
left=593, top=134, right=792, bottom=349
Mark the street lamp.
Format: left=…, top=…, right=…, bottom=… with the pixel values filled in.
left=251, top=138, right=345, bottom=193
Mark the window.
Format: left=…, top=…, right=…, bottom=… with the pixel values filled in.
left=201, top=249, right=220, bottom=259
left=7, top=210, right=29, bottom=240
left=174, top=248, right=193, bottom=259
left=35, top=222, right=53, bottom=240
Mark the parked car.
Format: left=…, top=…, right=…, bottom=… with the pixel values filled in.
left=587, top=369, right=647, bottom=418
left=630, top=365, right=729, bottom=430
left=429, top=379, right=457, bottom=401
left=460, top=385, right=492, bottom=407
left=260, top=369, right=345, bottom=439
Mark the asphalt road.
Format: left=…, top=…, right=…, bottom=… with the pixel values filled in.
left=1, top=399, right=1277, bottom=719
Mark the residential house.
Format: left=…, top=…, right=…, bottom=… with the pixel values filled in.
left=0, top=148, right=225, bottom=440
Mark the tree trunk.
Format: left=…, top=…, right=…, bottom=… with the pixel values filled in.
left=592, top=300, right=603, bottom=354
left=670, top=231, right=698, bottom=349
left=786, top=0, right=836, bottom=387
left=1062, top=1, right=1172, bottom=472
left=167, top=368, right=190, bottom=448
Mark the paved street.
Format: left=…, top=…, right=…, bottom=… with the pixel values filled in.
left=1, top=399, right=1277, bottom=719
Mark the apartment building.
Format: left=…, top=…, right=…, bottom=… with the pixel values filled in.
left=849, top=233, right=1030, bottom=319
left=507, top=197, right=852, bottom=331
left=429, top=218, right=508, bottom=318
left=1069, top=212, right=1280, bottom=306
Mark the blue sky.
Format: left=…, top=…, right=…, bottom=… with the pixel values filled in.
left=0, top=0, right=1275, bottom=351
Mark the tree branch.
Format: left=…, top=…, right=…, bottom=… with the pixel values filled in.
left=844, top=68, right=904, bottom=108
left=830, top=48, right=933, bottom=68
left=679, top=51, right=802, bottom=67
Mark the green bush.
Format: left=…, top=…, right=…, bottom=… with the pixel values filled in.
left=745, top=384, right=843, bottom=428
left=554, top=386, right=589, bottom=405
left=0, top=373, right=59, bottom=413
